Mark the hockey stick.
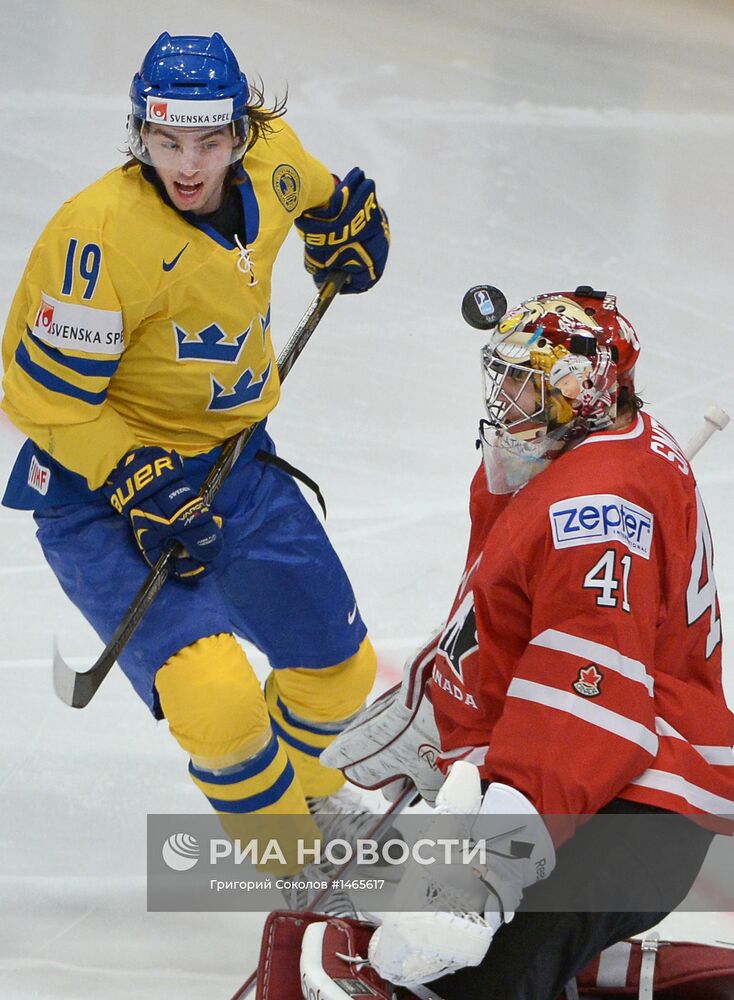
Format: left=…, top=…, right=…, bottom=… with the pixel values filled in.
left=229, top=780, right=418, bottom=1000
left=683, top=404, right=730, bottom=460
left=53, top=272, right=348, bottom=709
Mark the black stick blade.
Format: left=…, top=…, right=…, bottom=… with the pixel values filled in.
left=53, top=639, right=100, bottom=709
left=461, top=285, right=508, bottom=330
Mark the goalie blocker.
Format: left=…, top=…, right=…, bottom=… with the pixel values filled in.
left=254, top=911, right=734, bottom=1000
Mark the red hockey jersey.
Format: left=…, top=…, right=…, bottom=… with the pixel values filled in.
left=430, top=412, right=734, bottom=828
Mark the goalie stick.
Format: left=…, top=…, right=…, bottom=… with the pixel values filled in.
left=53, top=272, right=347, bottom=709
left=229, top=780, right=418, bottom=1000
left=683, top=404, right=730, bottom=461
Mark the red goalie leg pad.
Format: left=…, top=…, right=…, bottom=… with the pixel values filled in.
left=256, top=911, right=400, bottom=1000
left=300, top=917, right=394, bottom=999
left=564, top=936, right=734, bottom=999
left=256, top=912, right=325, bottom=1000
left=254, top=915, right=734, bottom=1000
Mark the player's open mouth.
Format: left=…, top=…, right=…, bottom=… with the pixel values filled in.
left=173, top=181, right=204, bottom=202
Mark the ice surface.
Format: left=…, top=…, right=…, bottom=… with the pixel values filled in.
left=1, top=0, right=733, bottom=996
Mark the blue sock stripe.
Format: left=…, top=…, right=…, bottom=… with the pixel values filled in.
left=207, top=759, right=296, bottom=814
left=270, top=716, right=325, bottom=758
left=188, top=731, right=280, bottom=786
left=275, top=696, right=348, bottom=737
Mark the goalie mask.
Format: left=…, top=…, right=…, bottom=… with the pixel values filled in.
left=480, top=286, right=640, bottom=495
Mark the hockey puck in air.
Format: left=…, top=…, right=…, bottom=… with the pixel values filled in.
left=461, top=285, right=508, bottom=330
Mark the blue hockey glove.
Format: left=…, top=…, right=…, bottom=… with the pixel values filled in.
left=103, top=447, right=223, bottom=579
left=295, top=166, right=390, bottom=294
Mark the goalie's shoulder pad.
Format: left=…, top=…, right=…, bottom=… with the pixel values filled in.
left=320, top=630, right=446, bottom=804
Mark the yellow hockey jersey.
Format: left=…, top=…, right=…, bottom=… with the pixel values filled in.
left=1, top=119, right=335, bottom=492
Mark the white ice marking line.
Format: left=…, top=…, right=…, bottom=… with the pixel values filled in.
left=0, top=656, right=91, bottom=669
left=0, top=701, right=54, bottom=796
left=372, top=99, right=734, bottom=134
left=0, top=91, right=126, bottom=113
left=0, top=565, right=49, bottom=576
left=1, top=907, right=97, bottom=982
left=0, top=957, right=236, bottom=984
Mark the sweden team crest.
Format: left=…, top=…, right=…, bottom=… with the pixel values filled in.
left=272, top=164, right=300, bottom=212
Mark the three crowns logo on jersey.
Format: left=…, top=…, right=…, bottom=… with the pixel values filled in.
left=173, top=307, right=271, bottom=365
left=174, top=322, right=250, bottom=364
left=173, top=309, right=273, bottom=412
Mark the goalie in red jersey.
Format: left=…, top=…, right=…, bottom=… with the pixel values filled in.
left=310, top=285, right=734, bottom=1000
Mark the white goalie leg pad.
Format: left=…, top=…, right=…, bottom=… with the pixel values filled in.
left=300, top=919, right=394, bottom=1000
left=320, top=631, right=446, bottom=804
left=300, top=922, right=350, bottom=1000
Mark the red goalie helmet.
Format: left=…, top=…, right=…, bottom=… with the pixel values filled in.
left=492, top=285, right=639, bottom=383
left=479, top=285, right=641, bottom=494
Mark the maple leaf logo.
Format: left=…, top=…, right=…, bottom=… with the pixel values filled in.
left=573, top=664, right=603, bottom=697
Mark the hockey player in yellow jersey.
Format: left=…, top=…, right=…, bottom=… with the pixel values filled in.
left=1, top=32, right=390, bottom=854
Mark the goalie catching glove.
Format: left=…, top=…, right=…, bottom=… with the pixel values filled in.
left=295, top=167, right=390, bottom=294
left=103, top=446, right=223, bottom=579
left=368, top=761, right=556, bottom=988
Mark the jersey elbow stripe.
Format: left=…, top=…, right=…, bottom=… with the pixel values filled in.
left=530, top=629, right=654, bottom=695
left=507, top=677, right=659, bottom=755
left=14, top=340, right=107, bottom=405
left=655, top=717, right=734, bottom=766
left=26, top=327, right=120, bottom=376
left=630, top=768, right=734, bottom=813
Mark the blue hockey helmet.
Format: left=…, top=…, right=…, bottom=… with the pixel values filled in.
left=128, top=32, right=249, bottom=165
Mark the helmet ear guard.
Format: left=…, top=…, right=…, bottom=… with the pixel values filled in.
left=128, top=32, right=250, bottom=166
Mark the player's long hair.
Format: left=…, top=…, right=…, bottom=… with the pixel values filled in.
left=618, top=385, right=645, bottom=416
left=239, top=78, right=289, bottom=155
left=121, top=79, right=288, bottom=180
